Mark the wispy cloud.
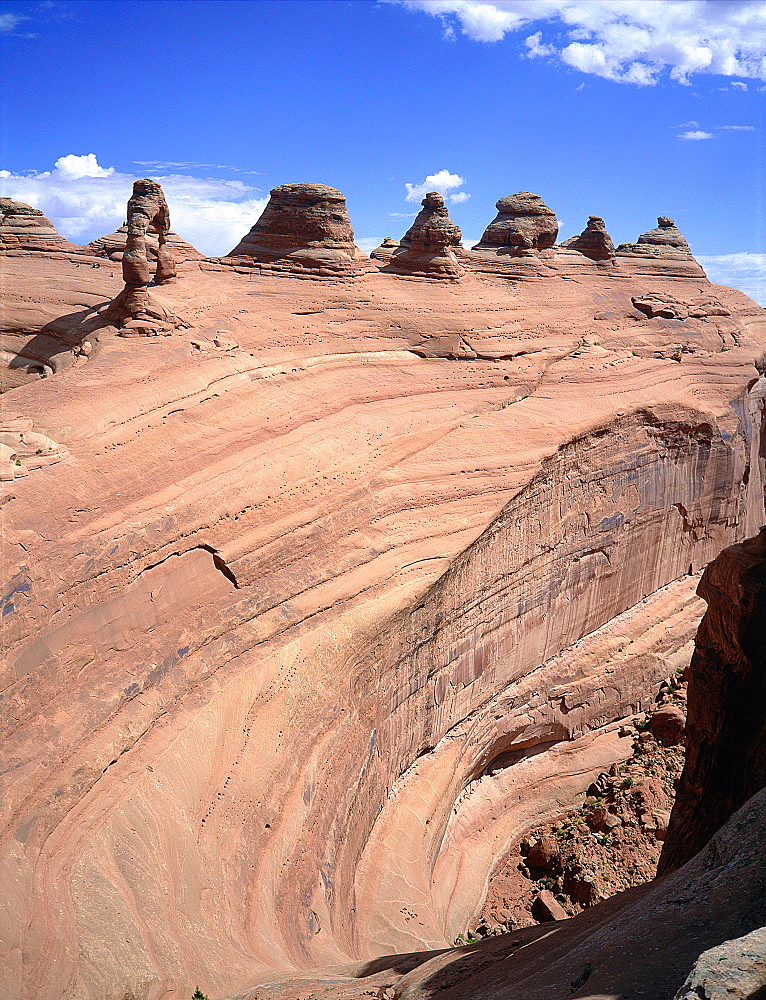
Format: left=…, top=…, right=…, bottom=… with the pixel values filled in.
left=679, top=130, right=713, bottom=141
left=395, top=1, right=766, bottom=85
left=0, top=154, right=268, bottom=255
left=720, top=124, right=756, bottom=131
left=697, top=252, right=766, bottom=306
left=0, top=12, right=27, bottom=32
left=404, top=168, right=468, bottom=203
left=134, top=160, right=264, bottom=175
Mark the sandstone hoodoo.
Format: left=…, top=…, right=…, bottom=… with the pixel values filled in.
left=386, top=191, right=465, bottom=279
left=107, top=179, right=184, bottom=335
left=227, top=181, right=371, bottom=276
left=0, top=197, right=79, bottom=253
left=637, top=215, right=693, bottom=251
left=369, top=235, right=399, bottom=261
left=616, top=216, right=706, bottom=278
left=88, top=223, right=202, bottom=263
left=561, top=215, right=616, bottom=261
left=474, top=191, right=559, bottom=254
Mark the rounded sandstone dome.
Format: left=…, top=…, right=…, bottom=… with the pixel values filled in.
left=495, top=192, right=556, bottom=216
left=269, top=182, right=346, bottom=202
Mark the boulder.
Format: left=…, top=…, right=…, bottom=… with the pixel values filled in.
left=526, top=836, right=559, bottom=869
left=226, top=182, right=371, bottom=277
left=531, top=890, right=568, bottom=922
left=649, top=704, right=686, bottom=746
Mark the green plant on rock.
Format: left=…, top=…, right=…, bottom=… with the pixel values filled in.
left=192, top=989, right=209, bottom=1000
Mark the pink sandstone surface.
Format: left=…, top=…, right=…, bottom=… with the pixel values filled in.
left=0, top=186, right=765, bottom=1000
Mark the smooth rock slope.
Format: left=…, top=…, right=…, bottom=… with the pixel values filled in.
left=1, top=187, right=765, bottom=1000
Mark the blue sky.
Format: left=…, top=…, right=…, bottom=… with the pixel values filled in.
left=1, top=0, right=765, bottom=301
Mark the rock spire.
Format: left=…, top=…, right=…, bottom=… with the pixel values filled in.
left=562, top=216, right=615, bottom=261
left=385, top=191, right=465, bottom=279
left=108, top=179, right=181, bottom=333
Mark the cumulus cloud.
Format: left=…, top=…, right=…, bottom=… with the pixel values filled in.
left=679, top=130, right=714, bottom=140
left=405, top=169, right=468, bottom=203
left=697, top=253, right=766, bottom=306
left=0, top=154, right=268, bottom=255
left=449, top=191, right=471, bottom=204
left=395, top=1, right=766, bottom=85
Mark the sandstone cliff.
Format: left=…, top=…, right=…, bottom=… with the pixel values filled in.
left=1, top=186, right=765, bottom=1000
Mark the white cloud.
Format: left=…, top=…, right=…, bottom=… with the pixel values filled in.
left=697, top=252, right=766, bottom=306
left=720, top=124, right=756, bottom=131
left=449, top=191, right=471, bottom=204
left=54, top=153, right=115, bottom=179
left=0, top=154, right=268, bottom=256
left=679, top=130, right=713, bottom=140
left=405, top=169, right=468, bottom=203
left=730, top=80, right=749, bottom=90
left=525, top=30, right=555, bottom=58
left=395, top=1, right=766, bottom=85
left=0, top=12, right=26, bottom=31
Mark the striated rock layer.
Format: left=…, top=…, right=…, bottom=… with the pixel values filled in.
left=227, top=182, right=372, bottom=277
left=617, top=216, right=706, bottom=279
left=228, top=787, right=766, bottom=1000
left=0, top=222, right=765, bottom=999
left=0, top=198, right=80, bottom=254
left=87, top=223, right=202, bottom=262
left=659, top=526, right=766, bottom=874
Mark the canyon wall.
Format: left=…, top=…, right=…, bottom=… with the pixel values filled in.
left=1, top=194, right=766, bottom=999
left=660, top=526, right=766, bottom=873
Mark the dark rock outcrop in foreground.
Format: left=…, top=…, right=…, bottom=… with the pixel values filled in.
left=227, top=182, right=371, bottom=276
left=0, top=197, right=79, bottom=253
left=474, top=191, right=558, bottom=254
left=386, top=192, right=465, bottom=279
left=660, top=526, right=766, bottom=874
